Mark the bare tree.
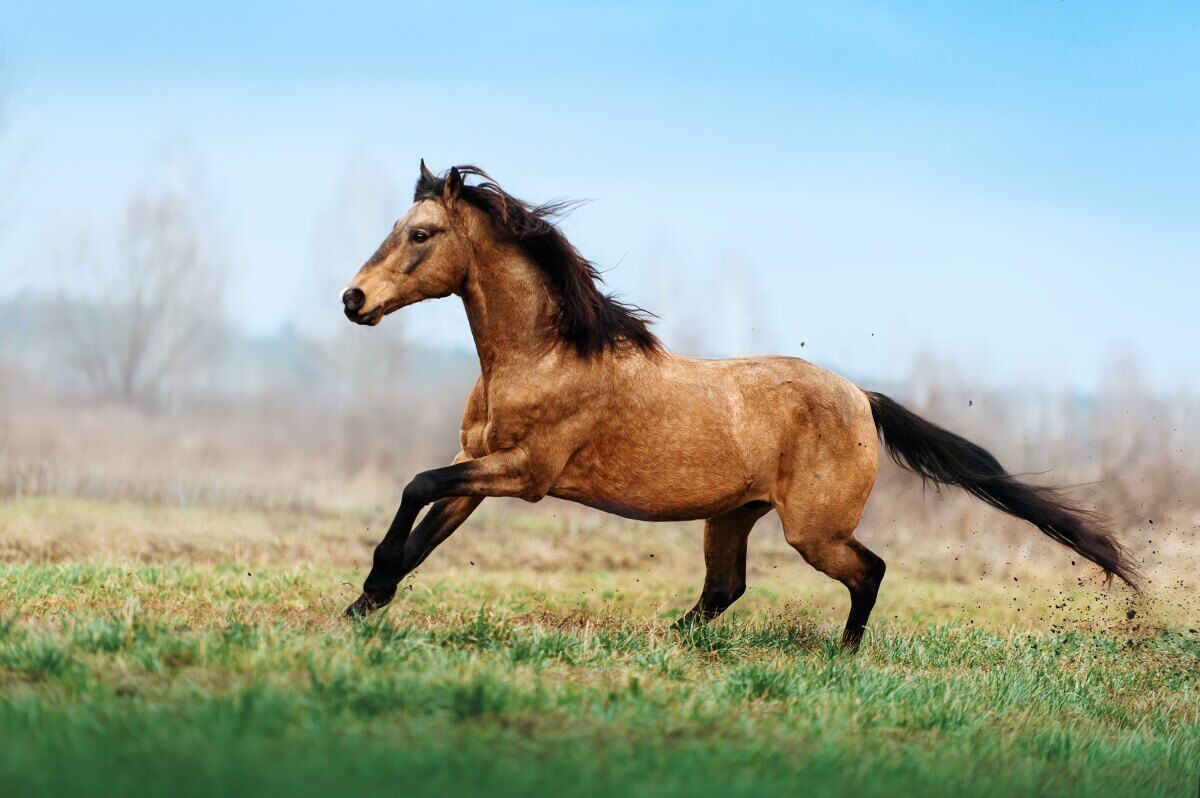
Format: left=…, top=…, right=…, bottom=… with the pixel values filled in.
left=61, top=168, right=227, bottom=407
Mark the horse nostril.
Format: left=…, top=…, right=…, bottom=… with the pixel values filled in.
left=342, top=287, right=365, bottom=313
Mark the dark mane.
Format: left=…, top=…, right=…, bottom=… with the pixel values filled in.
left=415, top=165, right=661, bottom=358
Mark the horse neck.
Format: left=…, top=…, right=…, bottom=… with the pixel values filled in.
left=459, top=244, right=559, bottom=377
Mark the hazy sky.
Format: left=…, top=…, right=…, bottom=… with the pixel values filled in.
left=2, top=1, right=1197, bottom=391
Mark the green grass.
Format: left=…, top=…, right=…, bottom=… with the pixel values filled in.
left=0, top=563, right=1196, bottom=797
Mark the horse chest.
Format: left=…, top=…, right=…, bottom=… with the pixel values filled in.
left=461, top=390, right=550, bottom=458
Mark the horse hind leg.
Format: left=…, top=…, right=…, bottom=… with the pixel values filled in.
left=777, top=505, right=885, bottom=650
left=674, top=502, right=771, bottom=628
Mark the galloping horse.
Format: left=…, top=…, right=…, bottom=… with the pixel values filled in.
left=340, top=162, right=1138, bottom=648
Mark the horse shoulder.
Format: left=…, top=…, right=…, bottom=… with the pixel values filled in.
left=477, top=357, right=605, bottom=476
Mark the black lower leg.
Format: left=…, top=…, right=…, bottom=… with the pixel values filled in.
left=841, top=548, right=886, bottom=649
left=345, top=454, right=522, bottom=618
left=345, top=502, right=420, bottom=617
left=675, top=581, right=746, bottom=627
left=404, top=496, right=483, bottom=571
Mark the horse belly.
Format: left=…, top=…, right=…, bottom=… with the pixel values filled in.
left=550, top=432, right=769, bottom=522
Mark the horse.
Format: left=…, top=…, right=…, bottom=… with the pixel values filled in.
left=339, top=162, right=1138, bottom=648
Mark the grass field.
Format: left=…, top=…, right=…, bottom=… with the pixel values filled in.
left=0, top=498, right=1197, bottom=797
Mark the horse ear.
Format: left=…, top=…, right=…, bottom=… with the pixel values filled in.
left=442, top=166, right=464, bottom=204
left=419, top=159, right=436, bottom=186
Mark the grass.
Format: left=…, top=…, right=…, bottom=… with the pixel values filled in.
left=0, top=558, right=1196, bottom=798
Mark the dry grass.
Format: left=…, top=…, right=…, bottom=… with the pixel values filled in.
left=1, top=496, right=1195, bottom=632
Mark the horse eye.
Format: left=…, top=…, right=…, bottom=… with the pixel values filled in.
left=410, top=230, right=430, bottom=243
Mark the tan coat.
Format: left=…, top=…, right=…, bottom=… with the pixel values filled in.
left=339, top=164, right=1135, bottom=648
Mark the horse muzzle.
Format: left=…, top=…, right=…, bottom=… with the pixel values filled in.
left=341, top=287, right=383, bottom=325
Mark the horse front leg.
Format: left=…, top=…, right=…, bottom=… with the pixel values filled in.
left=345, top=450, right=534, bottom=617
left=344, top=496, right=482, bottom=617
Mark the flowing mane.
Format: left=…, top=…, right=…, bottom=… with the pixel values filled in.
left=415, top=166, right=661, bottom=358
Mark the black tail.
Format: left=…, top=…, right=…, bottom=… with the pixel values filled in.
left=865, top=391, right=1139, bottom=588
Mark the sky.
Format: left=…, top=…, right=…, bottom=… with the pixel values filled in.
left=1, top=1, right=1197, bottom=391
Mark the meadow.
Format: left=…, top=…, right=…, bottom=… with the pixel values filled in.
left=3, top=5, right=1199, bottom=794
left=0, top=496, right=1196, bottom=798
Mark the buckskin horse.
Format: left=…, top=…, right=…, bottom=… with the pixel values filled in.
left=340, top=162, right=1138, bottom=648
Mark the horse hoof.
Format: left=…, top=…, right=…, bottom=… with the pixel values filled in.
left=670, top=615, right=700, bottom=632
left=344, top=593, right=385, bottom=619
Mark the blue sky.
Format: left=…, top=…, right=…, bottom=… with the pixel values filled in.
left=1, top=1, right=1197, bottom=390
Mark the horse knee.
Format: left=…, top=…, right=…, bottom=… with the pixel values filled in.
left=402, top=473, right=438, bottom=506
